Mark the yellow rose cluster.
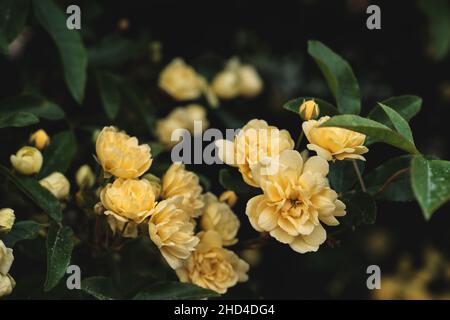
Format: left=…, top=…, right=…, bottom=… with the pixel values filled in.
left=95, top=126, right=248, bottom=293
left=0, top=240, right=15, bottom=298
left=219, top=117, right=369, bottom=253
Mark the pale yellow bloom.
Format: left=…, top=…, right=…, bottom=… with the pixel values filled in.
left=39, top=172, right=70, bottom=200
left=211, top=69, right=240, bottom=99
left=219, top=190, right=238, bottom=207
left=200, top=193, right=240, bottom=246
left=10, top=146, right=43, bottom=175
left=156, top=104, right=209, bottom=147
left=0, top=208, right=15, bottom=233
left=216, top=119, right=294, bottom=187
left=29, top=129, right=50, bottom=150
left=246, top=150, right=346, bottom=253
left=158, top=58, right=204, bottom=101
left=149, top=197, right=199, bottom=269
left=303, top=116, right=369, bottom=161
left=0, top=273, right=15, bottom=298
left=161, top=163, right=204, bottom=217
left=96, top=126, right=152, bottom=178
left=100, top=178, right=156, bottom=224
left=106, top=217, right=138, bottom=239
left=237, top=65, right=263, bottom=98
left=176, top=230, right=249, bottom=294
left=299, top=100, right=319, bottom=121
left=141, top=173, right=162, bottom=199
left=75, top=164, right=95, bottom=189
left=0, top=240, right=14, bottom=275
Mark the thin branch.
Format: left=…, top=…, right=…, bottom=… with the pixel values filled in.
left=295, top=131, right=304, bottom=151
left=375, top=167, right=410, bottom=197
left=352, top=159, right=366, bottom=192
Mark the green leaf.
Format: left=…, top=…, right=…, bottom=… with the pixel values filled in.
left=411, top=155, right=450, bottom=219
left=44, top=222, right=74, bottom=291
left=341, top=191, right=377, bottom=226
left=88, top=35, right=140, bottom=67
left=321, top=115, right=419, bottom=154
left=96, top=71, right=121, bottom=120
left=368, top=95, right=422, bottom=125
left=283, top=97, right=340, bottom=117
left=328, top=160, right=365, bottom=193
left=307, top=40, right=360, bottom=114
left=2, top=220, right=42, bottom=247
left=364, top=155, right=414, bottom=202
left=0, top=112, right=39, bottom=128
left=39, top=131, right=77, bottom=178
left=133, top=282, right=219, bottom=300
left=33, top=0, right=87, bottom=104
left=378, top=103, right=414, bottom=143
left=0, top=0, right=30, bottom=44
left=148, top=141, right=165, bottom=158
left=219, top=168, right=258, bottom=195
left=121, top=83, right=156, bottom=135
left=81, top=276, right=117, bottom=300
left=0, top=165, right=62, bottom=221
left=0, top=94, right=65, bottom=120
left=198, top=173, right=211, bottom=191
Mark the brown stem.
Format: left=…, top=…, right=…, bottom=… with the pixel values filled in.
left=375, top=168, right=410, bottom=197
left=352, top=159, right=366, bottom=192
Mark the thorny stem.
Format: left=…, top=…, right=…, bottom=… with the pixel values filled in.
left=375, top=167, right=410, bottom=197
left=352, top=159, right=366, bottom=192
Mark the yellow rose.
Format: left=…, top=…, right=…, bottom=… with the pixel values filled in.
left=75, top=164, right=95, bottom=189
left=141, top=173, right=162, bottom=199
left=211, top=69, right=240, bottom=99
left=106, top=217, right=138, bottom=239
left=176, top=230, right=249, bottom=294
left=96, top=126, right=152, bottom=178
left=299, top=99, right=319, bottom=121
left=0, top=273, right=15, bottom=298
left=29, top=129, right=50, bottom=150
left=216, top=119, right=294, bottom=187
left=303, top=116, right=369, bottom=161
left=0, top=208, right=15, bottom=233
left=246, top=150, right=346, bottom=253
left=200, top=193, right=240, bottom=246
left=219, top=190, right=238, bottom=207
left=158, top=58, right=204, bottom=101
left=10, top=146, right=43, bottom=175
left=100, top=178, right=156, bottom=225
left=149, top=197, right=199, bottom=269
left=161, top=163, right=204, bottom=217
left=0, top=240, right=14, bottom=275
left=39, top=172, right=70, bottom=200
left=156, top=104, right=209, bottom=148
left=237, top=64, right=263, bottom=98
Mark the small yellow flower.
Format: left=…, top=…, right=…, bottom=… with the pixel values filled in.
left=216, top=119, right=294, bottom=187
left=149, top=197, right=199, bottom=269
left=10, top=146, right=43, bottom=175
left=158, top=58, right=205, bottom=101
left=106, top=218, right=138, bottom=239
left=237, top=64, right=263, bottom=98
left=0, top=240, right=14, bottom=275
left=211, top=69, right=240, bottom=99
left=176, top=230, right=249, bottom=294
left=0, top=273, right=15, bottom=298
left=156, top=104, right=209, bottom=147
left=161, top=163, right=204, bottom=217
left=141, top=173, right=162, bottom=199
left=299, top=99, right=319, bottom=121
left=100, top=178, right=156, bottom=224
left=39, top=172, right=70, bottom=200
left=75, top=164, right=95, bottom=189
left=29, top=129, right=50, bottom=150
left=302, top=116, right=369, bottom=161
left=0, top=208, right=15, bottom=233
left=246, top=150, right=346, bottom=253
left=96, top=126, right=152, bottom=178
left=219, top=190, right=238, bottom=207
left=200, top=193, right=240, bottom=246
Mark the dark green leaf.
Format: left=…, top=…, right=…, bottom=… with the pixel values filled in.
left=133, top=282, right=219, bottom=300
left=328, top=160, right=365, bottom=193
left=88, top=35, right=139, bottom=67
left=341, top=191, right=377, bottom=226
left=0, top=94, right=65, bottom=120
left=121, top=83, right=156, bottom=135
left=213, top=108, right=245, bottom=129
left=0, top=112, right=39, bottom=128
left=39, top=131, right=77, bottom=178
left=378, top=103, right=414, bottom=143
left=365, top=155, right=414, bottom=202
left=148, top=141, right=165, bottom=158
left=411, top=155, right=450, bottom=219
left=81, top=276, right=117, bottom=300
left=44, top=222, right=74, bottom=291
left=307, top=40, right=360, bottom=114
left=283, top=97, right=340, bottom=117
left=96, top=71, right=121, bottom=120
left=0, top=0, right=30, bottom=43
left=0, top=165, right=62, bottom=221
left=219, top=168, right=258, bottom=194
left=33, top=0, right=87, bottom=104
left=2, top=220, right=42, bottom=247
left=368, top=95, right=422, bottom=125
left=198, top=173, right=211, bottom=191
left=321, top=115, right=419, bottom=154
